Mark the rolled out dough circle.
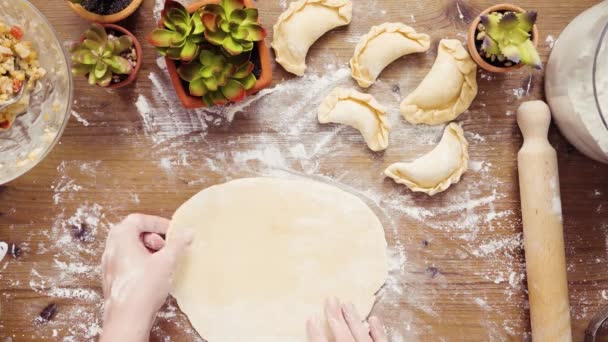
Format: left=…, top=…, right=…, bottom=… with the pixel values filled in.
left=168, top=177, right=388, bottom=342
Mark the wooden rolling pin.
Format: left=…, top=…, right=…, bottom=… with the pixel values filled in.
left=517, top=100, right=572, bottom=342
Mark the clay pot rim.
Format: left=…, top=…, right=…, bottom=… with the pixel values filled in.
left=77, top=24, right=143, bottom=89
left=66, top=0, right=144, bottom=24
left=156, top=0, right=273, bottom=109
left=467, top=3, right=540, bottom=73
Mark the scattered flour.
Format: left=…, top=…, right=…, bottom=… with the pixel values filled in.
left=456, top=2, right=465, bottom=20
left=546, top=35, right=555, bottom=49
left=70, top=110, right=90, bottom=126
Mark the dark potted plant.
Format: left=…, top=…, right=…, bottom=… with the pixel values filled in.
left=148, top=0, right=273, bottom=109
left=467, top=4, right=541, bottom=73
left=65, top=0, right=144, bottom=24
left=71, top=23, right=143, bottom=89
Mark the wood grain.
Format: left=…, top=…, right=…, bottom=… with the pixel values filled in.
left=0, top=0, right=607, bottom=341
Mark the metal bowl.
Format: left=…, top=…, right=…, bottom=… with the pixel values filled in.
left=0, top=0, right=73, bottom=184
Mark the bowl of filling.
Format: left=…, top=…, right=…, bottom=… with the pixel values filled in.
left=0, top=1, right=72, bottom=184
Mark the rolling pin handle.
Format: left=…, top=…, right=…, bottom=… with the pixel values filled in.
left=517, top=100, right=552, bottom=142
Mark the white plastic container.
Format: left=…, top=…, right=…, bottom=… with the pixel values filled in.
left=545, top=1, right=608, bottom=164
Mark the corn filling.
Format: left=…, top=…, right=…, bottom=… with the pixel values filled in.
left=0, top=22, right=46, bottom=130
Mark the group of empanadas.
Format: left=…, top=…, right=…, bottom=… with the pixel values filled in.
left=272, top=0, right=477, bottom=195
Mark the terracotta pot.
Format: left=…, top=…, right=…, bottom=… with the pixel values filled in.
left=467, top=3, right=539, bottom=73
left=158, top=0, right=273, bottom=109
left=66, top=0, right=144, bottom=24
left=78, top=24, right=143, bottom=89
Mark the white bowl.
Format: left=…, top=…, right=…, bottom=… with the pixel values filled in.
left=0, top=0, right=73, bottom=184
left=546, top=1, right=608, bottom=164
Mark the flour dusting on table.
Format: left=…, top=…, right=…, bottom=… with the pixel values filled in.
left=2, top=0, right=580, bottom=340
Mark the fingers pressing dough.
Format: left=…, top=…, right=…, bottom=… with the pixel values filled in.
left=350, top=23, right=431, bottom=88
left=318, top=87, right=390, bottom=152
left=385, top=123, right=469, bottom=195
left=272, top=0, right=353, bottom=76
left=400, top=39, right=478, bottom=125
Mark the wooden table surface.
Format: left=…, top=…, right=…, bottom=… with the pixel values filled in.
left=1, top=0, right=607, bottom=341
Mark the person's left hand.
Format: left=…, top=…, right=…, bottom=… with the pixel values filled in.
left=307, top=298, right=388, bottom=342
left=100, top=214, right=193, bottom=342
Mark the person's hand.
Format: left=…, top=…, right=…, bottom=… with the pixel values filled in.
left=100, top=214, right=193, bottom=342
left=307, top=298, right=388, bottom=342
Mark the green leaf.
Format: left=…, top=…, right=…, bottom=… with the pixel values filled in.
left=230, top=9, right=247, bottom=24
left=97, top=69, right=112, bottom=87
left=480, top=36, right=500, bottom=56
left=231, top=26, right=249, bottom=40
left=114, top=35, right=133, bottom=54
left=203, top=77, right=219, bottom=91
left=242, top=8, right=258, bottom=24
left=199, top=50, right=224, bottom=66
left=190, top=34, right=205, bottom=44
left=178, top=61, right=203, bottom=82
left=220, top=79, right=246, bottom=101
left=221, top=36, right=243, bottom=55
left=221, top=0, right=245, bottom=17
left=239, top=40, right=254, bottom=52
left=202, top=13, right=219, bottom=32
left=203, top=4, right=225, bottom=17
left=518, top=39, right=542, bottom=69
left=82, top=39, right=102, bottom=54
left=192, top=10, right=205, bottom=35
left=233, top=61, right=253, bottom=78
left=149, top=29, right=181, bottom=47
left=94, top=61, right=108, bottom=78
left=166, top=47, right=183, bottom=60
left=516, top=11, right=537, bottom=33
left=239, top=73, right=256, bottom=90
left=204, top=29, right=228, bottom=46
left=168, top=8, right=191, bottom=35
left=85, top=23, right=107, bottom=44
left=71, top=64, right=92, bottom=76
left=241, top=24, right=265, bottom=41
left=72, top=49, right=98, bottom=65
left=480, top=13, right=502, bottom=42
left=219, top=19, right=231, bottom=33
left=103, top=56, right=132, bottom=74
left=164, top=0, right=188, bottom=18
left=88, top=70, right=97, bottom=85
left=180, top=39, right=199, bottom=62
left=189, top=78, right=208, bottom=96
left=209, top=91, right=229, bottom=105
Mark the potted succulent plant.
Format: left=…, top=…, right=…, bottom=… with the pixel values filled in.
left=148, top=0, right=272, bottom=109
left=65, top=0, right=144, bottom=24
left=467, top=4, right=541, bottom=73
left=71, top=23, right=142, bottom=88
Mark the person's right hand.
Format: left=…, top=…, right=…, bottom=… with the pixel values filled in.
left=307, top=298, right=388, bottom=342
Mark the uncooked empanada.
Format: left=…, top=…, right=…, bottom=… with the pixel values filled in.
left=272, top=0, right=352, bottom=76
left=385, top=123, right=468, bottom=195
left=350, top=23, right=430, bottom=88
left=400, top=39, right=478, bottom=125
left=318, top=87, right=390, bottom=152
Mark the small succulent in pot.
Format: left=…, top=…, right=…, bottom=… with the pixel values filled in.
left=201, top=0, right=266, bottom=55
left=177, top=48, right=256, bottom=106
left=477, top=11, right=542, bottom=69
left=71, top=23, right=138, bottom=87
left=148, top=0, right=205, bottom=63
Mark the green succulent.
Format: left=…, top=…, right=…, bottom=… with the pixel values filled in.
left=148, top=0, right=205, bottom=63
left=201, top=0, right=265, bottom=56
left=477, top=11, right=542, bottom=69
left=71, top=23, right=134, bottom=87
left=177, top=48, right=256, bottom=106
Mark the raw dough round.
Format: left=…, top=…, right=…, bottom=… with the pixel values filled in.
left=168, top=177, right=388, bottom=342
